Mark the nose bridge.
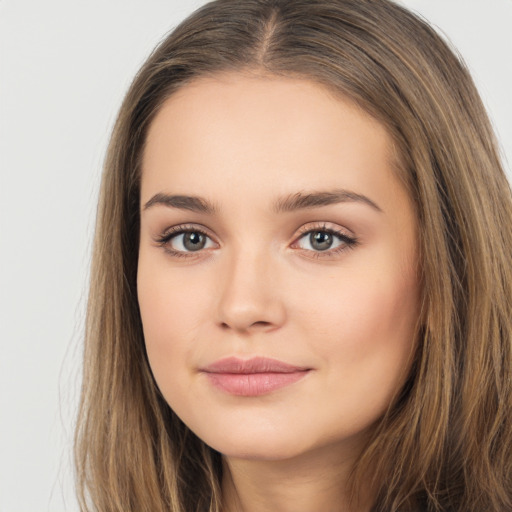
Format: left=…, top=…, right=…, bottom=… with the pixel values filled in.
left=216, top=242, right=285, bottom=332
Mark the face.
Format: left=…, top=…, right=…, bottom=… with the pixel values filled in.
left=137, top=73, right=420, bottom=462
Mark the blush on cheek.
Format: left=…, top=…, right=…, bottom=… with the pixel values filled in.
left=325, top=275, right=417, bottom=369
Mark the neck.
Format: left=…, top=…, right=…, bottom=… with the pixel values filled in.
left=221, top=442, right=372, bottom=512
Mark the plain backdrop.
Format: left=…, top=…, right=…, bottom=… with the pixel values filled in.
left=1, top=1, right=511, bottom=510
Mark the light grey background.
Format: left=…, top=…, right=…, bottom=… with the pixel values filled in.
left=1, top=1, right=511, bottom=510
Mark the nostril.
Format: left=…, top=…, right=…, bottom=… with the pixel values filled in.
left=220, top=320, right=273, bottom=331
left=251, top=321, right=272, bottom=328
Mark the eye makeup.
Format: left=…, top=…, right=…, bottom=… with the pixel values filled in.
left=153, top=221, right=359, bottom=260
left=154, top=223, right=217, bottom=259
left=291, top=223, right=359, bottom=259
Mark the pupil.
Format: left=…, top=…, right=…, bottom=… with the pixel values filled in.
left=183, top=232, right=206, bottom=251
left=310, top=231, right=333, bottom=251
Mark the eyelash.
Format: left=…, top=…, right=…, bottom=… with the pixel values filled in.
left=293, top=223, right=359, bottom=259
left=155, top=224, right=214, bottom=259
left=154, top=223, right=359, bottom=259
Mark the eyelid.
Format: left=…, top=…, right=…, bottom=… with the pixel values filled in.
left=153, top=221, right=358, bottom=259
left=290, top=222, right=359, bottom=257
left=294, top=221, right=355, bottom=239
left=154, top=223, right=219, bottom=257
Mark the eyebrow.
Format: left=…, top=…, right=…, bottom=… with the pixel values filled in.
left=142, top=189, right=382, bottom=214
left=273, top=189, right=383, bottom=214
left=143, top=193, right=217, bottom=214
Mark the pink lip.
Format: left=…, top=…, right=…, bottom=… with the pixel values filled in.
left=200, top=357, right=311, bottom=397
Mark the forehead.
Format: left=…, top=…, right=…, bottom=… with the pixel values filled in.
left=141, top=72, right=405, bottom=212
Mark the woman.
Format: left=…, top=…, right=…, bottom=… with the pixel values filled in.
left=74, top=0, right=512, bottom=510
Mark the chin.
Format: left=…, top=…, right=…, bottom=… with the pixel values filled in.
left=198, top=428, right=311, bottom=462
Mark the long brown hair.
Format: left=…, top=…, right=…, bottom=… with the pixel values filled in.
left=75, top=1, right=512, bottom=510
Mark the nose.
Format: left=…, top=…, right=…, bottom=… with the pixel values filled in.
left=215, top=248, right=286, bottom=334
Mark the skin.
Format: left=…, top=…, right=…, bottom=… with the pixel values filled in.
left=138, top=72, right=421, bottom=512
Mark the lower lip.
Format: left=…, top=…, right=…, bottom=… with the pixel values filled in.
left=203, top=371, right=310, bottom=396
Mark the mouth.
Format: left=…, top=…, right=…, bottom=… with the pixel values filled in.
left=199, top=356, right=312, bottom=397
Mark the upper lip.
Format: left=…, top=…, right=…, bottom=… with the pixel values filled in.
left=201, top=356, right=310, bottom=374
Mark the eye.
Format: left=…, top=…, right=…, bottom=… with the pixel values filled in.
left=156, top=226, right=217, bottom=256
left=170, top=231, right=213, bottom=252
left=293, top=226, right=358, bottom=255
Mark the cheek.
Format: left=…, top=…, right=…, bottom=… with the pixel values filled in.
left=298, top=258, right=418, bottom=335
left=295, top=260, right=420, bottom=396
left=137, top=257, right=210, bottom=388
